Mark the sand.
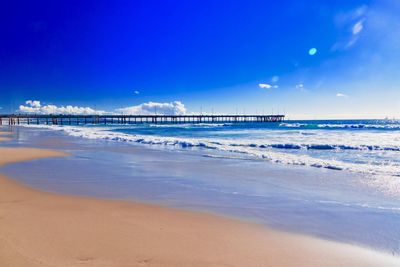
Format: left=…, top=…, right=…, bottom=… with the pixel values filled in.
left=0, top=131, right=12, bottom=142
left=0, top=147, right=67, bottom=166
left=0, top=131, right=399, bottom=266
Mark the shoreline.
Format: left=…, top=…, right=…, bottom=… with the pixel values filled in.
left=1, top=130, right=399, bottom=266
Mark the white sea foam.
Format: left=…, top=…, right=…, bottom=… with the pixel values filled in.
left=281, top=122, right=400, bottom=130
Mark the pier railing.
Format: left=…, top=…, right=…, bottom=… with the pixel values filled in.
left=0, top=114, right=285, bottom=125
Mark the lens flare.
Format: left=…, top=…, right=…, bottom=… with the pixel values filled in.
left=308, top=48, right=317, bottom=56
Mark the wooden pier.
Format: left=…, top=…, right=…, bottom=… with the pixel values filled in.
left=0, top=114, right=285, bottom=126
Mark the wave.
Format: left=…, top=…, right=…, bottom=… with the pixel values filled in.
left=143, top=123, right=228, bottom=128
left=25, top=124, right=400, bottom=179
left=280, top=123, right=309, bottom=128
left=316, top=200, right=400, bottom=212
left=204, top=142, right=400, bottom=152
left=280, top=122, right=400, bottom=130
left=24, top=124, right=400, bottom=197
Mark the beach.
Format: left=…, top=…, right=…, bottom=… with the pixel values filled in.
left=1, top=129, right=400, bottom=266
left=3, top=0, right=400, bottom=265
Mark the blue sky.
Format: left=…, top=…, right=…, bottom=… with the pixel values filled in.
left=1, top=0, right=399, bottom=118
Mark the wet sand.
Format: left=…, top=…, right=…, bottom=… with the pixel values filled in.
left=0, top=131, right=12, bottom=142
left=0, top=131, right=399, bottom=266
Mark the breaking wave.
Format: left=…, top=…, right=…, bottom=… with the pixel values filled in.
left=280, top=122, right=400, bottom=130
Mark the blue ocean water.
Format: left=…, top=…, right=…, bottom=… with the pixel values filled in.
left=31, top=119, right=400, bottom=196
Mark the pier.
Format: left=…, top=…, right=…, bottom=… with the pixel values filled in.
left=0, top=114, right=285, bottom=126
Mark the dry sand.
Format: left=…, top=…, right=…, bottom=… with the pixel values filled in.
left=0, top=131, right=399, bottom=266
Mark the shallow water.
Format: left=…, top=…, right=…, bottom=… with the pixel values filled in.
left=23, top=119, right=400, bottom=197
left=1, top=126, right=400, bottom=254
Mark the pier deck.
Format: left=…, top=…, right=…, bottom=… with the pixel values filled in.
left=0, top=114, right=285, bottom=125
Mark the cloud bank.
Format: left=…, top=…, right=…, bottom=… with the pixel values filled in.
left=19, top=101, right=107, bottom=115
left=18, top=100, right=187, bottom=115
left=116, top=101, right=186, bottom=115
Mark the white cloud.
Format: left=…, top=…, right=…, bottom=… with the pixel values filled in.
left=336, top=93, right=349, bottom=98
left=19, top=100, right=107, bottom=115
left=18, top=100, right=187, bottom=116
left=26, top=100, right=41, bottom=108
left=332, top=5, right=368, bottom=50
left=259, top=83, right=272, bottom=89
left=346, top=19, right=364, bottom=48
left=352, top=20, right=364, bottom=35
left=134, top=90, right=140, bottom=95
left=116, top=101, right=186, bottom=115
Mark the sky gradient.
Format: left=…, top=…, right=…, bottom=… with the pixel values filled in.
left=1, top=0, right=399, bottom=119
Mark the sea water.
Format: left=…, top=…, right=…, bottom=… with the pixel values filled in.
left=2, top=120, right=400, bottom=254
left=25, top=119, right=400, bottom=195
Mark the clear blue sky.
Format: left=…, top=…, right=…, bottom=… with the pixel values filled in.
left=1, top=0, right=399, bottom=118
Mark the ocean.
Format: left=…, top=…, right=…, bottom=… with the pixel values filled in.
left=28, top=119, right=400, bottom=194
left=3, top=120, right=400, bottom=253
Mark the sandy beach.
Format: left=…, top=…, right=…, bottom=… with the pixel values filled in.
left=0, top=130, right=399, bottom=267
